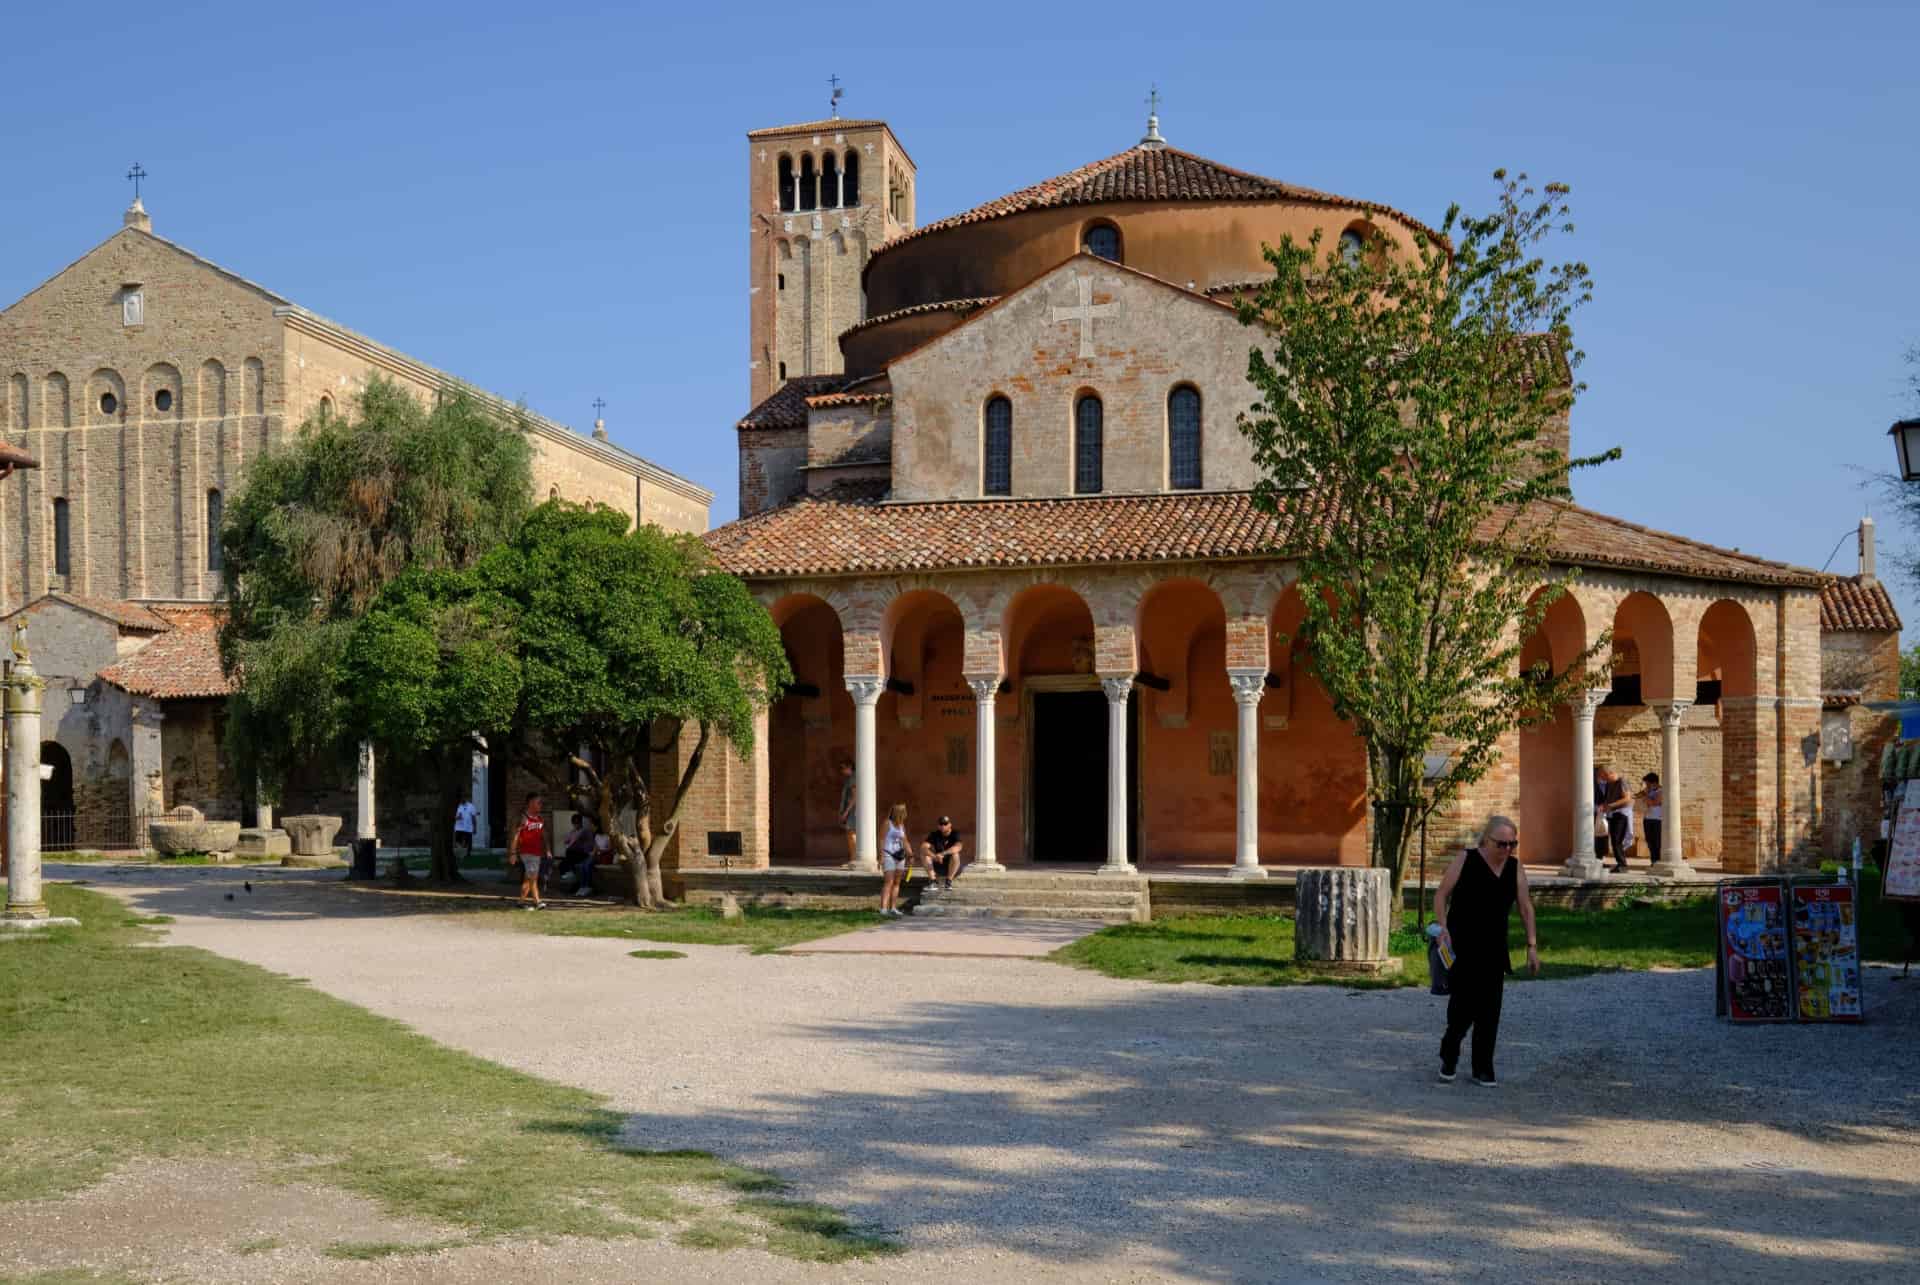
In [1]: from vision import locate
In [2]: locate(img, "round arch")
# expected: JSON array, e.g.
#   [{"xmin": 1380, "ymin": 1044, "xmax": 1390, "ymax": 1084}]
[
  {"xmin": 767, "ymin": 593, "xmax": 850, "ymax": 866},
  {"xmin": 1261, "ymin": 584, "xmax": 1368, "ymax": 866},
  {"xmin": 1613, "ymin": 592, "xmax": 1676, "ymax": 702}
]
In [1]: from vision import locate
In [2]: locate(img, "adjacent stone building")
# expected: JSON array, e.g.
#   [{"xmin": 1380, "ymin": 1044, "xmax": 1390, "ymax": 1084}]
[
  {"xmin": 690, "ymin": 106, "xmax": 1871, "ymax": 880},
  {"xmin": 0, "ymin": 199, "xmax": 712, "ymax": 846}
]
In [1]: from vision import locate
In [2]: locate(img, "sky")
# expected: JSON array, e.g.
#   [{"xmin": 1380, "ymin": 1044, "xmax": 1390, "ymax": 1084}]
[{"xmin": 3, "ymin": 1, "xmax": 1917, "ymax": 632}]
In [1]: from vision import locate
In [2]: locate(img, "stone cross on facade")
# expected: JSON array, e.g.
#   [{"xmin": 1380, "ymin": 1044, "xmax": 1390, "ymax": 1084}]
[
  {"xmin": 126, "ymin": 161, "xmax": 147, "ymax": 200},
  {"xmin": 1051, "ymin": 273, "xmax": 1116, "ymax": 360}
]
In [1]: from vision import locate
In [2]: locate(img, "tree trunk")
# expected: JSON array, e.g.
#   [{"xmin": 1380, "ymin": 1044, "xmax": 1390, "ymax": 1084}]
[
  {"xmin": 1371, "ymin": 747, "xmax": 1420, "ymax": 898},
  {"xmin": 426, "ymin": 747, "xmax": 465, "ymax": 884}
]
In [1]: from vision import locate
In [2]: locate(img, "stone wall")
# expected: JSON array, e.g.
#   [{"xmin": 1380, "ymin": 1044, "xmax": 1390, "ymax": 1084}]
[
  {"xmin": 160, "ymin": 698, "xmax": 236, "ymax": 820},
  {"xmin": 739, "ymin": 428, "xmax": 807, "ymax": 517},
  {"xmin": 1820, "ymin": 626, "xmax": 1901, "ymax": 858}
]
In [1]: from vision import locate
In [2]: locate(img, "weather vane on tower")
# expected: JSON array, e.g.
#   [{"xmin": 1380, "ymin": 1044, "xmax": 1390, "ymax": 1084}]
[
  {"xmin": 126, "ymin": 162, "xmax": 147, "ymax": 201},
  {"xmin": 829, "ymin": 74, "xmax": 844, "ymax": 118}
]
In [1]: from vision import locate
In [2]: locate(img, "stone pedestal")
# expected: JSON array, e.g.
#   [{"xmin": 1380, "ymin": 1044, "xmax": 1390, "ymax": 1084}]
[
  {"xmin": 1294, "ymin": 867, "xmax": 1402, "ymax": 976},
  {"xmin": 236, "ymin": 828, "xmax": 291, "ymax": 859},
  {"xmin": 281, "ymin": 814, "xmax": 345, "ymax": 867},
  {"xmin": 148, "ymin": 808, "xmax": 240, "ymax": 859}
]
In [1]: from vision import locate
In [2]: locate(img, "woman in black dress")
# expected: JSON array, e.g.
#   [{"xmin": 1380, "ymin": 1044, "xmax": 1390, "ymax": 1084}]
[{"xmin": 1431, "ymin": 815, "xmax": 1540, "ymax": 1087}]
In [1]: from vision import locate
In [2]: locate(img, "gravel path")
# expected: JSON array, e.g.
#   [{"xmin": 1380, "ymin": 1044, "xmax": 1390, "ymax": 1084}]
[{"xmin": 46, "ymin": 864, "xmax": 1920, "ymax": 1283}]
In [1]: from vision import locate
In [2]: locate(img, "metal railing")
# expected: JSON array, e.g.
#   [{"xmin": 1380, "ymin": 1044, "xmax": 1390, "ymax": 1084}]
[{"xmin": 40, "ymin": 806, "xmax": 153, "ymax": 853}]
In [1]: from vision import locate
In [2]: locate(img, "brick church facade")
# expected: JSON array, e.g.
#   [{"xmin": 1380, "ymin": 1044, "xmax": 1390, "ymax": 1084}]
[
  {"xmin": 0, "ymin": 199, "xmax": 711, "ymax": 844},
  {"xmin": 690, "ymin": 106, "xmax": 1901, "ymax": 880}
]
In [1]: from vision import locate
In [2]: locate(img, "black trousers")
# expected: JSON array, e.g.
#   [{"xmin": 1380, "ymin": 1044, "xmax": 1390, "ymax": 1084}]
[
  {"xmin": 1644, "ymin": 818, "xmax": 1663, "ymax": 863},
  {"xmin": 1440, "ymin": 964, "xmax": 1506, "ymax": 1078},
  {"xmin": 1605, "ymin": 812, "xmax": 1630, "ymax": 866}
]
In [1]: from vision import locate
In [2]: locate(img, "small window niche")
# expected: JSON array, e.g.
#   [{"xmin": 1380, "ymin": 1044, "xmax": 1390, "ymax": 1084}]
[{"xmin": 121, "ymin": 285, "xmax": 144, "ymax": 327}]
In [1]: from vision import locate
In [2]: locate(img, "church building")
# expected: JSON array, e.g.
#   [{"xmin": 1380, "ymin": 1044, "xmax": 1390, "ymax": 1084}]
[
  {"xmin": 694, "ymin": 105, "xmax": 1897, "ymax": 881},
  {"xmin": 0, "ymin": 196, "xmax": 711, "ymax": 846}
]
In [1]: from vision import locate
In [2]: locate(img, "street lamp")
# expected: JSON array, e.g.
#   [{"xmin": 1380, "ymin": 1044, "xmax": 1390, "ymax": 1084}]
[{"xmin": 1889, "ymin": 419, "xmax": 1920, "ymax": 483}]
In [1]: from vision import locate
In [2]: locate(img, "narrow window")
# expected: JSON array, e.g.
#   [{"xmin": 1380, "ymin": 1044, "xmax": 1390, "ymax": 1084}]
[
  {"xmin": 983, "ymin": 396, "xmax": 1013, "ymax": 495},
  {"xmin": 154, "ymin": 388, "xmax": 172, "ymax": 412},
  {"xmin": 843, "ymin": 150, "xmax": 860, "ymax": 206},
  {"xmin": 99, "ymin": 391, "xmax": 118, "ymax": 416},
  {"xmin": 821, "ymin": 152, "xmax": 840, "ymax": 208},
  {"xmin": 1084, "ymin": 224, "xmax": 1121, "ymax": 262},
  {"xmin": 777, "ymin": 273, "xmax": 785, "ymax": 290},
  {"xmin": 799, "ymin": 154, "xmax": 817, "ymax": 211},
  {"xmin": 206, "ymin": 489, "xmax": 223, "ymax": 572},
  {"xmin": 777, "ymin": 155, "xmax": 795, "ymax": 212},
  {"xmin": 1074, "ymin": 395, "xmax": 1103, "ymax": 494},
  {"xmin": 318, "ymin": 395, "xmax": 333, "ymax": 418},
  {"xmin": 778, "ymin": 361, "xmax": 787, "ymax": 379},
  {"xmin": 52, "ymin": 498, "xmax": 71, "ymax": 576},
  {"xmin": 1338, "ymin": 229, "xmax": 1365, "ymax": 267},
  {"xmin": 1169, "ymin": 386, "xmax": 1202, "ymax": 489}
]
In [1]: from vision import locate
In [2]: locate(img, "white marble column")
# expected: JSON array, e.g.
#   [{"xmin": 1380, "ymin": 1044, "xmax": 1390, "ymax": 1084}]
[
  {"xmin": 470, "ymin": 739, "xmax": 491, "ymax": 849},
  {"xmin": 1099, "ymin": 675, "xmax": 1137, "ymax": 875},
  {"xmin": 3, "ymin": 640, "xmax": 56, "ymax": 923},
  {"xmin": 1652, "ymin": 699, "xmax": 1696, "ymax": 877},
  {"xmin": 846, "ymin": 677, "xmax": 883, "ymax": 873},
  {"xmin": 1228, "ymin": 669, "xmax": 1268, "ymax": 879},
  {"xmin": 355, "ymin": 741, "xmax": 378, "ymax": 844},
  {"xmin": 1565, "ymin": 687, "xmax": 1611, "ymax": 879},
  {"xmin": 967, "ymin": 676, "xmax": 1004, "ymax": 873}
]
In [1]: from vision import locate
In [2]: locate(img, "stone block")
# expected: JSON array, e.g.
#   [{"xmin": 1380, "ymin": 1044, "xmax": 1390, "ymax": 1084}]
[
  {"xmin": 282, "ymin": 814, "xmax": 343, "ymax": 857},
  {"xmin": 235, "ymin": 828, "xmax": 291, "ymax": 859},
  {"xmin": 148, "ymin": 816, "xmax": 241, "ymax": 857},
  {"xmin": 1294, "ymin": 866, "xmax": 1402, "ymax": 976}
]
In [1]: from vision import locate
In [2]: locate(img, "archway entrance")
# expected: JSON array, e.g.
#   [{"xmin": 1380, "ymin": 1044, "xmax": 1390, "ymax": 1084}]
[{"xmin": 40, "ymin": 741, "xmax": 75, "ymax": 851}]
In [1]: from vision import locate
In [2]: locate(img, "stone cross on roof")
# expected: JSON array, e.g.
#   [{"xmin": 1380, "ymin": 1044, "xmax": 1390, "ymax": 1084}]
[{"xmin": 126, "ymin": 162, "xmax": 147, "ymax": 200}]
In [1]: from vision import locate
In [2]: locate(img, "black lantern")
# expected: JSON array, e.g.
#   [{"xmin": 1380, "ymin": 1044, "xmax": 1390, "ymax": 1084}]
[{"xmin": 1890, "ymin": 419, "xmax": 1920, "ymax": 482}]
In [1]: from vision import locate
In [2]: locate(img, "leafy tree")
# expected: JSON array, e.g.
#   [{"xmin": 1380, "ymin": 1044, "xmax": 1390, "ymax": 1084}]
[
  {"xmin": 1235, "ymin": 172, "xmax": 1618, "ymax": 891},
  {"xmin": 219, "ymin": 377, "xmax": 533, "ymax": 880},
  {"xmin": 481, "ymin": 502, "xmax": 791, "ymax": 907},
  {"xmin": 1900, "ymin": 642, "xmax": 1920, "ymax": 702}
]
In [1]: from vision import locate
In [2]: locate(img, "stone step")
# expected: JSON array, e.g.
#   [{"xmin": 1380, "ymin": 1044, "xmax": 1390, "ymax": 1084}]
[
  {"xmin": 914, "ymin": 904, "xmax": 1140, "ymax": 924},
  {"xmin": 919, "ymin": 887, "xmax": 1147, "ymax": 910},
  {"xmin": 943, "ymin": 873, "xmax": 1148, "ymax": 890}
]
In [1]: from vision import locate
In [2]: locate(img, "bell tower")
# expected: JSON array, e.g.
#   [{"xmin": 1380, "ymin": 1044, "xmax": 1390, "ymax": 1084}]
[{"xmin": 746, "ymin": 105, "xmax": 915, "ymax": 407}]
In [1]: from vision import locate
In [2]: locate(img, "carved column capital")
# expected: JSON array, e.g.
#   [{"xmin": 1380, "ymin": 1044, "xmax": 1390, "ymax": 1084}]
[
  {"xmin": 1100, "ymin": 674, "xmax": 1134, "ymax": 704},
  {"xmin": 1228, "ymin": 669, "xmax": 1266, "ymax": 706},
  {"xmin": 1570, "ymin": 687, "xmax": 1611, "ymax": 721},
  {"xmin": 1652, "ymin": 698, "xmax": 1694, "ymax": 730},
  {"xmin": 965, "ymin": 675, "xmax": 1002, "ymax": 703},
  {"xmin": 845, "ymin": 676, "xmax": 886, "ymax": 707}
]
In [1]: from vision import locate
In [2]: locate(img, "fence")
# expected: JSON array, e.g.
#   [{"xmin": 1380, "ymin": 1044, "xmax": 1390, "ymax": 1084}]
[{"xmin": 39, "ymin": 805, "xmax": 153, "ymax": 853}]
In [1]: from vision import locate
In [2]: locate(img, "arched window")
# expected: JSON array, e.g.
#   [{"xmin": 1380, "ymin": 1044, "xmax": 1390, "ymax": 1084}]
[
  {"xmin": 777, "ymin": 155, "xmax": 795, "ymax": 212},
  {"xmin": 52, "ymin": 497, "xmax": 70, "ymax": 576},
  {"xmin": 1338, "ymin": 229, "xmax": 1366, "ymax": 267},
  {"xmin": 799, "ymin": 154, "xmax": 817, "ymax": 211},
  {"xmin": 983, "ymin": 396, "xmax": 1012, "ymax": 495},
  {"xmin": 821, "ymin": 152, "xmax": 840, "ymax": 208},
  {"xmin": 206, "ymin": 489, "xmax": 223, "ymax": 573},
  {"xmin": 1074, "ymin": 395, "xmax": 1103, "ymax": 494},
  {"xmin": 1084, "ymin": 223, "xmax": 1121, "ymax": 263},
  {"xmin": 1169, "ymin": 387, "xmax": 1202, "ymax": 489},
  {"xmin": 318, "ymin": 394, "xmax": 333, "ymax": 418},
  {"xmin": 843, "ymin": 149, "xmax": 860, "ymax": 206}
]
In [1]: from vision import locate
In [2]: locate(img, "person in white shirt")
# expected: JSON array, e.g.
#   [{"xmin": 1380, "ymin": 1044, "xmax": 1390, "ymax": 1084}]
[
  {"xmin": 1638, "ymin": 772, "xmax": 1664, "ymax": 865},
  {"xmin": 453, "ymin": 797, "xmax": 479, "ymax": 864}
]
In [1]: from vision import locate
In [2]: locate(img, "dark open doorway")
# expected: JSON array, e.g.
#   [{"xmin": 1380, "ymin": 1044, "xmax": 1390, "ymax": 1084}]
[{"xmin": 1029, "ymin": 688, "xmax": 1136, "ymax": 861}]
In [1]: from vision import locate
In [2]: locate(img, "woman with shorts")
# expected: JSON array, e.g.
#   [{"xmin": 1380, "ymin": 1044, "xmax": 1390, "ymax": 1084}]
[{"xmin": 879, "ymin": 803, "xmax": 910, "ymax": 917}]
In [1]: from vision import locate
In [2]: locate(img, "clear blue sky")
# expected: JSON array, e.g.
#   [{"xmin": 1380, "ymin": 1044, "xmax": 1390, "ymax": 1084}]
[{"xmin": 4, "ymin": 1, "xmax": 1916, "ymax": 632}]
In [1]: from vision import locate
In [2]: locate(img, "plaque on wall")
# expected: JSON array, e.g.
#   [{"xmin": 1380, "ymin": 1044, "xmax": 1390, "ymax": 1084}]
[{"xmin": 707, "ymin": 830, "xmax": 743, "ymax": 857}]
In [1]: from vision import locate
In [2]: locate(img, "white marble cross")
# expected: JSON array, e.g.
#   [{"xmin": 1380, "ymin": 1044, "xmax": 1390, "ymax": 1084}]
[{"xmin": 1051, "ymin": 273, "xmax": 1116, "ymax": 360}]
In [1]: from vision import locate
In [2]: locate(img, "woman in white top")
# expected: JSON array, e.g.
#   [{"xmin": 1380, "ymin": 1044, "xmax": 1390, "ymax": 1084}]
[
  {"xmin": 879, "ymin": 803, "xmax": 910, "ymax": 916},
  {"xmin": 1639, "ymin": 772, "xmax": 1664, "ymax": 865}
]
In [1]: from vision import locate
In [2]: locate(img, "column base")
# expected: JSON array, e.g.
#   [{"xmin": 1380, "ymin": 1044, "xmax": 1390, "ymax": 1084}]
[
  {"xmin": 1562, "ymin": 855, "xmax": 1610, "ymax": 880},
  {"xmin": 1228, "ymin": 863, "xmax": 1269, "ymax": 880},
  {"xmin": 1650, "ymin": 859, "xmax": 1699, "ymax": 880},
  {"xmin": 845, "ymin": 860, "xmax": 881, "ymax": 875},
  {"xmin": 1, "ymin": 914, "xmax": 80, "ymax": 932},
  {"xmin": 967, "ymin": 860, "xmax": 1006, "ymax": 875},
  {"xmin": 1096, "ymin": 862, "xmax": 1139, "ymax": 877}
]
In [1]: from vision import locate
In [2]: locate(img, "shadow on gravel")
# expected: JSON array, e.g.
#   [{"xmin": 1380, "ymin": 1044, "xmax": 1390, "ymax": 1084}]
[
  {"xmin": 617, "ymin": 970, "xmax": 1920, "ymax": 1284},
  {"xmin": 47, "ymin": 862, "xmax": 586, "ymax": 925}
]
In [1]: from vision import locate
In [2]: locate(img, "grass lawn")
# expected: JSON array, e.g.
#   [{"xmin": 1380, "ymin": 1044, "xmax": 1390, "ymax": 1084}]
[
  {"xmin": 0, "ymin": 885, "xmax": 896, "ymax": 1263},
  {"xmin": 520, "ymin": 904, "xmax": 882, "ymax": 954},
  {"xmin": 1059, "ymin": 886, "xmax": 1916, "ymax": 987}
]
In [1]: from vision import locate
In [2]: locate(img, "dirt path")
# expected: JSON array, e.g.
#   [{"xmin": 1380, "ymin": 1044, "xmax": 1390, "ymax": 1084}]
[{"xmin": 30, "ymin": 864, "xmax": 1920, "ymax": 1284}]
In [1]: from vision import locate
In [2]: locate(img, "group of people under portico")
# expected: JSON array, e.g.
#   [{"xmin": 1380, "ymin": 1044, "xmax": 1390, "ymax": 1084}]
[
  {"xmin": 1592, "ymin": 764, "xmax": 1666, "ymax": 873},
  {"xmin": 839, "ymin": 761, "xmax": 967, "ymax": 916}
]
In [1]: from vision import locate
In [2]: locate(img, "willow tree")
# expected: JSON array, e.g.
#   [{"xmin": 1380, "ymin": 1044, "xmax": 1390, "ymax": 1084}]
[
  {"xmin": 218, "ymin": 377, "xmax": 533, "ymax": 880},
  {"xmin": 1236, "ymin": 172, "xmax": 1617, "ymax": 891}
]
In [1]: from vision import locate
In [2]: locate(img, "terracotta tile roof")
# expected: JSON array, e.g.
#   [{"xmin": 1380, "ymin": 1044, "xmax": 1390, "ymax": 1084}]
[
  {"xmin": 99, "ymin": 618, "xmax": 231, "ymax": 700},
  {"xmin": 805, "ymin": 391, "xmax": 891, "ymax": 410},
  {"xmin": 840, "ymin": 297, "xmax": 999, "ymax": 338},
  {"xmin": 737, "ymin": 375, "xmax": 852, "ymax": 431},
  {"xmin": 748, "ymin": 118, "xmax": 888, "ymax": 138},
  {"xmin": 872, "ymin": 145, "xmax": 1440, "ymax": 260},
  {"xmin": 1820, "ymin": 577, "xmax": 1902, "ymax": 631},
  {"xmin": 704, "ymin": 489, "xmax": 1826, "ymax": 588},
  {"xmin": 17, "ymin": 592, "xmax": 173, "ymax": 633}
]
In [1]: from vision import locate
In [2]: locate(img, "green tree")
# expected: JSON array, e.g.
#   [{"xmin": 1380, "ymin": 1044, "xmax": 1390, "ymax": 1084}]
[
  {"xmin": 1235, "ymin": 172, "xmax": 1618, "ymax": 892},
  {"xmin": 482, "ymin": 502, "xmax": 790, "ymax": 907},
  {"xmin": 219, "ymin": 377, "xmax": 533, "ymax": 880},
  {"xmin": 1900, "ymin": 642, "xmax": 1920, "ymax": 701}
]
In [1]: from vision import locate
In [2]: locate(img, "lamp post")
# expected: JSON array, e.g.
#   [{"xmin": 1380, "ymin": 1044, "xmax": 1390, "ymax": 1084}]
[
  {"xmin": 1889, "ymin": 418, "xmax": 1920, "ymax": 482},
  {"xmin": 1417, "ymin": 751, "xmax": 1453, "ymax": 931}
]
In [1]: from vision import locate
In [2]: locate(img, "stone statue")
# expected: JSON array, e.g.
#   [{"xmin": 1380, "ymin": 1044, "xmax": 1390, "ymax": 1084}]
[{"xmin": 9, "ymin": 617, "xmax": 28, "ymax": 665}]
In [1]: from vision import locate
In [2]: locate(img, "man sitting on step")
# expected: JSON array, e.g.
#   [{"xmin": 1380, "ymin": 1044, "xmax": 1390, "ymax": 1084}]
[{"xmin": 920, "ymin": 816, "xmax": 965, "ymax": 891}]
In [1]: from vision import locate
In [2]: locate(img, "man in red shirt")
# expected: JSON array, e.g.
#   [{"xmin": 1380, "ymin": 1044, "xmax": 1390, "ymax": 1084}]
[{"xmin": 509, "ymin": 793, "xmax": 552, "ymax": 910}]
